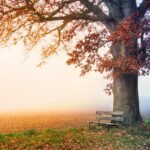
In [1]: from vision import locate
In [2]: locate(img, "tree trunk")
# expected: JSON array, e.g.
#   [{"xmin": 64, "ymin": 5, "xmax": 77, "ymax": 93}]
[
  {"xmin": 107, "ymin": 0, "xmax": 142, "ymax": 125},
  {"xmin": 110, "ymin": 42, "xmax": 142, "ymax": 124},
  {"xmin": 113, "ymin": 74, "xmax": 142, "ymax": 124}
]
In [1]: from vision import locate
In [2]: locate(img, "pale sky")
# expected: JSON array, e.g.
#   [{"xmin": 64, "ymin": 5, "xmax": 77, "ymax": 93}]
[
  {"xmin": 0, "ymin": 43, "xmax": 110, "ymax": 112},
  {"xmin": 0, "ymin": 42, "xmax": 149, "ymax": 113}
]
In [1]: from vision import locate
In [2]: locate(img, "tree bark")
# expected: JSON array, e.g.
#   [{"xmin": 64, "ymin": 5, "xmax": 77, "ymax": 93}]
[
  {"xmin": 107, "ymin": 0, "xmax": 142, "ymax": 124},
  {"xmin": 110, "ymin": 42, "xmax": 142, "ymax": 124},
  {"xmin": 113, "ymin": 74, "xmax": 142, "ymax": 124}
]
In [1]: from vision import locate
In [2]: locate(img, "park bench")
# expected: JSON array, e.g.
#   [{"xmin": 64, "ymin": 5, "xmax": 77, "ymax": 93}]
[{"xmin": 89, "ymin": 111, "xmax": 124, "ymax": 131}]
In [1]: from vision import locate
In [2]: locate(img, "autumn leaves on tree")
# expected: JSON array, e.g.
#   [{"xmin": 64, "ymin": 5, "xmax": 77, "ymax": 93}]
[{"xmin": 0, "ymin": 0, "xmax": 149, "ymax": 124}]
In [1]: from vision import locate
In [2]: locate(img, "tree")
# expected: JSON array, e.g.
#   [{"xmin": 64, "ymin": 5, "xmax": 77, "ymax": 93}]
[{"xmin": 0, "ymin": 0, "xmax": 149, "ymax": 124}]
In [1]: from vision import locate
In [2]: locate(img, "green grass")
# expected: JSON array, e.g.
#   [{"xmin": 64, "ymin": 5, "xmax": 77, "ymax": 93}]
[
  {"xmin": 23, "ymin": 129, "xmax": 38, "ymax": 136},
  {"xmin": 145, "ymin": 120, "xmax": 150, "ymax": 126},
  {"xmin": 0, "ymin": 122, "xmax": 149, "ymax": 150}
]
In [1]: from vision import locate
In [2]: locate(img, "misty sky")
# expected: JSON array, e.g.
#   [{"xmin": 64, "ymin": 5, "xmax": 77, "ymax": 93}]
[
  {"xmin": 0, "ymin": 0, "xmax": 149, "ymax": 113},
  {"xmin": 0, "ymin": 42, "xmax": 149, "ymax": 113}
]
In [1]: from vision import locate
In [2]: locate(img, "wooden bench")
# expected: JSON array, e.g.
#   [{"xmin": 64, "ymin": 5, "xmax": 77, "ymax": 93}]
[{"xmin": 89, "ymin": 111, "xmax": 124, "ymax": 131}]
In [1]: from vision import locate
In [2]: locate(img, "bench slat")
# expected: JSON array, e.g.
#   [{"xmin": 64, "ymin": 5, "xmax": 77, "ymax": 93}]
[
  {"xmin": 96, "ymin": 111, "xmax": 112, "ymax": 115},
  {"xmin": 96, "ymin": 116, "xmax": 112, "ymax": 120},
  {"xmin": 111, "ymin": 111, "xmax": 124, "ymax": 116},
  {"xmin": 96, "ymin": 116, "xmax": 124, "ymax": 122},
  {"xmin": 111, "ymin": 116, "xmax": 124, "ymax": 122}
]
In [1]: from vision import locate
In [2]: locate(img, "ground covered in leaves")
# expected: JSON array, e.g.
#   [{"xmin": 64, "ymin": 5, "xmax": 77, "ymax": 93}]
[
  {"xmin": 0, "ymin": 121, "xmax": 149, "ymax": 150},
  {"xmin": 0, "ymin": 113, "xmax": 95, "ymax": 133}
]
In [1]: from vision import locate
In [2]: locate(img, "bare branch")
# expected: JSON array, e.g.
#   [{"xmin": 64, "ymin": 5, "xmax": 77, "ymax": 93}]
[
  {"xmin": 138, "ymin": 0, "xmax": 150, "ymax": 19},
  {"xmin": 79, "ymin": 0, "xmax": 115, "ymax": 25}
]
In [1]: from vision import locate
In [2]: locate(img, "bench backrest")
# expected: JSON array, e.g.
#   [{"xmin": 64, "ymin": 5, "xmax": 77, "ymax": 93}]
[{"xmin": 96, "ymin": 111, "xmax": 124, "ymax": 124}]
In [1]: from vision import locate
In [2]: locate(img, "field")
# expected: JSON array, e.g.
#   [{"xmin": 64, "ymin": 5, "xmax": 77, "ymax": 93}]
[
  {"xmin": 0, "ymin": 112, "xmax": 150, "ymax": 150},
  {"xmin": 0, "ymin": 112, "xmax": 95, "ymax": 133}
]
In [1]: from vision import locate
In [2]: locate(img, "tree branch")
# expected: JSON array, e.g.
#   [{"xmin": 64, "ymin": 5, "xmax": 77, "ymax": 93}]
[
  {"xmin": 78, "ymin": 0, "xmax": 116, "ymax": 30},
  {"xmin": 79, "ymin": 0, "xmax": 115, "ymax": 25},
  {"xmin": 138, "ymin": 0, "xmax": 150, "ymax": 19},
  {"xmin": 44, "ymin": 11, "xmax": 100, "ymax": 22}
]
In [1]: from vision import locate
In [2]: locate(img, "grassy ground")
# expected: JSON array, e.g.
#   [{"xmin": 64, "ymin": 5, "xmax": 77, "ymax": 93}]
[{"xmin": 0, "ymin": 121, "xmax": 149, "ymax": 150}]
